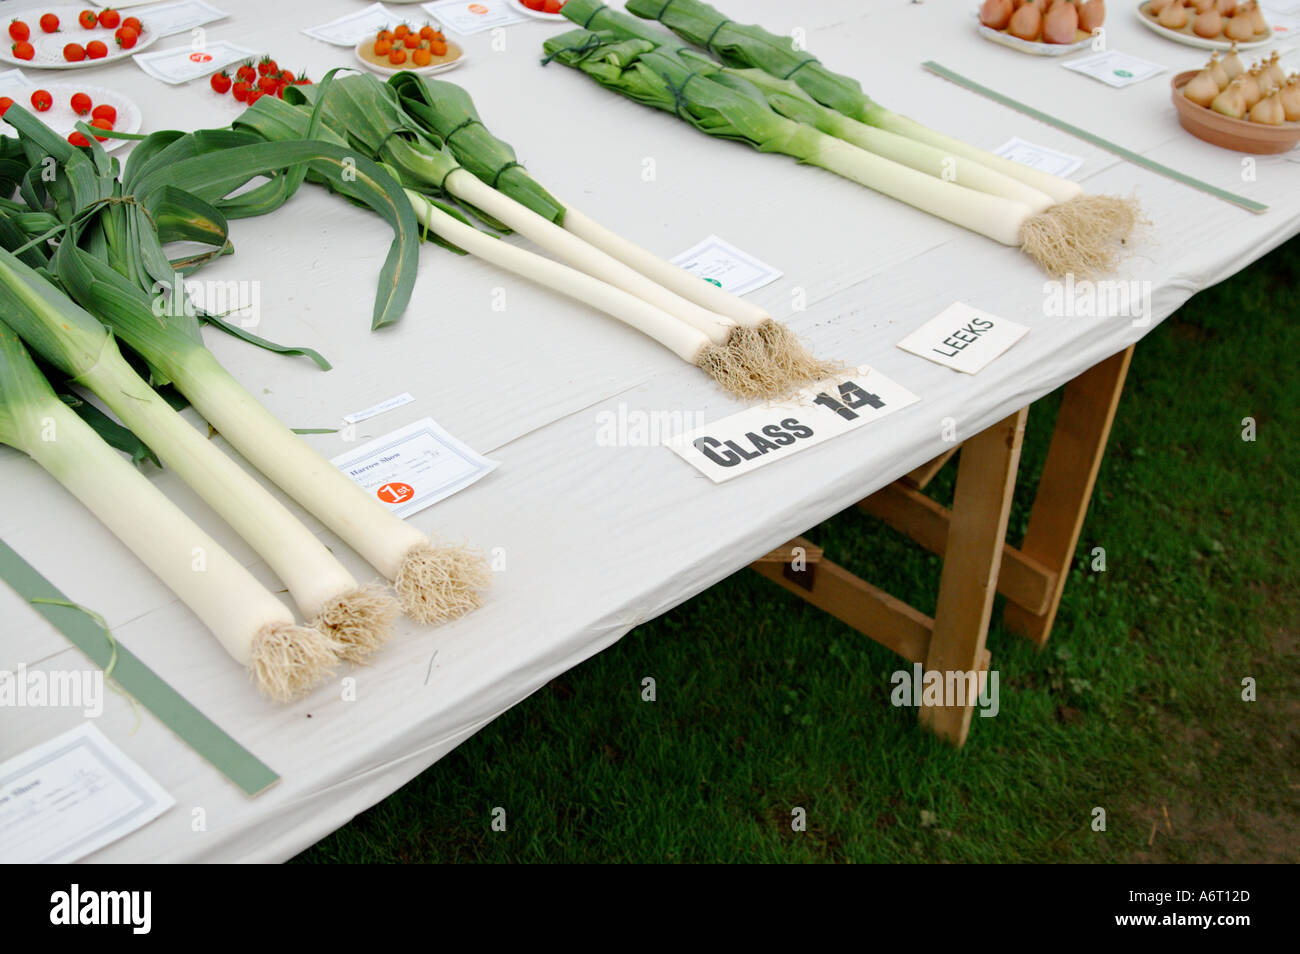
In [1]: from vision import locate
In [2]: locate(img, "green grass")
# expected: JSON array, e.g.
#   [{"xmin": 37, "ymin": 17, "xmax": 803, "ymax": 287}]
[{"xmin": 297, "ymin": 238, "xmax": 1300, "ymax": 864}]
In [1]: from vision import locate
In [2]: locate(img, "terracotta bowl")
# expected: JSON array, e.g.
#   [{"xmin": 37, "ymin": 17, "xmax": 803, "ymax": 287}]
[{"xmin": 1171, "ymin": 70, "xmax": 1300, "ymax": 154}]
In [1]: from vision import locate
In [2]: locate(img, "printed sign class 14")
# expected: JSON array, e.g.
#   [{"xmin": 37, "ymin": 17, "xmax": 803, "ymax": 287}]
[{"xmin": 692, "ymin": 418, "xmax": 815, "ymax": 467}]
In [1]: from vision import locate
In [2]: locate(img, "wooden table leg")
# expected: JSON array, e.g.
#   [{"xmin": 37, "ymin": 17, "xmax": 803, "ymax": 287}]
[
  {"xmin": 920, "ymin": 407, "xmax": 1028, "ymax": 746},
  {"xmin": 1004, "ymin": 345, "xmax": 1133, "ymax": 647}
]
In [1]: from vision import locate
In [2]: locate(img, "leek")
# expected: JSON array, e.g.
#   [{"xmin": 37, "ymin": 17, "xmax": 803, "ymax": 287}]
[
  {"xmin": 0, "ymin": 245, "xmax": 398, "ymax": 662},
  {"xmin": 542, "ymin": 28, "xmax": 1136, "ymax": 277},
  {"xmin": 615, "ymin": 0, "xmax": 1084, "ymax": 203},
  {"xmin": 387, "ymin": 72, "xmax": 834, "ymax": 385},
  {"xmin": 0, "ymin": 101, "xmax": 491, "ymax": 629},
  {"xmin": 611, "ymin": 0, "xmax": 1142, "ymax": 275},
  {"xmin": 234, "ymin": 85, "xmax": 799, "ymax": 399},
  {"xmin": 54, "ymin": 244, "xmax": 491, "ymax": 627},
  {"xmin": 0, "ymin": 324, "xmax": 335, "ymax": 701},
  {"xmin": 277, "ymin": 79, "xmax": 749, "ymax": 351},
  {"xmin": 544, "ymin": 34, "xmax": 1033, "ymax": 243}
]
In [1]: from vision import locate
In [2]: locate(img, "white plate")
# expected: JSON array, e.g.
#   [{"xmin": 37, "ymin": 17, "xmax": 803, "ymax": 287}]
[
  {"xmin": 1135, "ymin": 2, "xmax": 1274, "ymax": 50},
  {"xmin": 1, "ymin": 82, "xmax": 142, "ymax": 151},
  {"xmin": 507, "ymin": 0, "xmax": 570, "ymax": 21},
  {"xmin": 353, "ymin": 37, "xmax": 466, "ymax": 75},
  {"xmin": 0, "ymin": 6, "xmax": 159, "ymax": 69},
  {"xmin": 973, "ymin": 9, "xmax": 1094, "ymax": 56}
]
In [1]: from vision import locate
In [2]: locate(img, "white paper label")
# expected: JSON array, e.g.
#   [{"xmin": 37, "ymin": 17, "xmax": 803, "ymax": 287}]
[
  {"xmin": 0, "ymin": 724, "xmax": 174, "ymax": 864},
  {"xmin": 0, "ymin": 69, "xmax": 30, "ymax": 97},
  {"xmin": 1061, "ymin": 50, "xmax": 1167, "ymax": 88},
  {"xmin": 133, "ymin": 40, "xmax": 257, "ymax": 84},
  {"xmin": 994, "ymin": 137, "xmax": 1083, "ymax": 178},
  {"xmin": 896, "ymin": 302, "xmax": 1030, "ymax": 375},
  {"xmin": 343, "ymin": 392, "xmax": 416, "ymax": 425},
  {"xmin": 303, "ymin": 4, "xmax": 403, "ymax": 46},
  {"xmin": 421, "ymin": 0, "xmax": 525, "ymax": 35},
  {"xmin": 665, "ymin": 367, "xmax": 919, "ymax": 483},
  {"xmin": 1262, "ymin": 0, "xmax": 1300, "ymax": 30},
  {"xmin": 130, "ymin": 0, "xmax": 230, "ymax": 39},
  {"xmin": 331, "ymin": 417, "xmax": 497, "ymax": 517},
  {"xmin": 670, "ymin": 235, "xmax": 783, "ymax": 297}
]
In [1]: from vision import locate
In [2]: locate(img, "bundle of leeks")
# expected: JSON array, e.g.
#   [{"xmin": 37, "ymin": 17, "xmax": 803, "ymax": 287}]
[
  {"xmin": 235, "ymin": 72, "xmax": 834, "ymax": 399},
  {"xmin": 0, "ymin": 100, "xmax": 492, "ymax": 697},
  {"xmin": 548, "ymin": 0, "xmax": 1142, "ymax": 277}
]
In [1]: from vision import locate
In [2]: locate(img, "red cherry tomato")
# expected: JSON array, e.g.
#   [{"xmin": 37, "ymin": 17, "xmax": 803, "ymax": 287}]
[
  {"xmin": 31, "ymin": 89, "xmax": 52, "ymax": 112},
  {"xmin": 39, "ymin": 13, "xmax": 59, "ymax": 33},
  {"xmin": 70, "ymin": 92, "xmax": 93, "ymax": 115}
]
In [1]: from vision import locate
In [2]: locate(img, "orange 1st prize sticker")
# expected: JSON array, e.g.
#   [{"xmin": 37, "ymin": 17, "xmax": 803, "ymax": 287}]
[{"xmin": 377, "ymin": 482, "xmax": 415, "ymax": 505}]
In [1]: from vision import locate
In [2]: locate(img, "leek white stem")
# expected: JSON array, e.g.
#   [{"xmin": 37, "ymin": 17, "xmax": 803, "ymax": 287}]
[
  {"xmin": 814, "ymin": 118, "xmax": 1054, "ymax": 213},
  {"xmin": 177, "ymin": 348, "xmax": 427, "ymax": 581},
  {"xmin": 173, "ymin": 346, "xmax": 489, "ymax": 625},
  {"xmin": 406, "ymin": 189, "xmax": 712, "ymax": 363},
  {"xmin": 873, "ymin": 113, "xmax": 1084, "ymax": 206},
  {"xmin": 23, "ymin": 401, "xmax": 335, "ymax": 699},
  {"xmin": 446, "ymin": 170, "xmax": 739, "ymax": 345},
  {"xmin": 556, "ymin": 203, "xmax": 773, "ymax": 329},
  {"xmin": 802, "ymin": 131, "xmax": 1033, "ymax": 247},
  {"xmin": 74, "ymin": 337, "xmax": 366, "ymax": 623}
]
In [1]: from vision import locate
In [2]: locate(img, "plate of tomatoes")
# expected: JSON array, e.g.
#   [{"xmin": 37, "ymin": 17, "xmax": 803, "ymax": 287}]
[
  {"xmin": 3, "ymin": 7, "xmax": 157, "ymax": 69},
  {"xmin": 210, "ymin": 58, "xmax": 313, "ymax": 106},
  {"xmin": 0, "ymin": 83, "xmax": 141, "ymax": 150},
  {"xmin": 355, "ymin": 25, "xmax": 464, "ymax": 75},
  {"xmin": 509, "ymin": 0, "xmax": 569, "ymax": 19}
]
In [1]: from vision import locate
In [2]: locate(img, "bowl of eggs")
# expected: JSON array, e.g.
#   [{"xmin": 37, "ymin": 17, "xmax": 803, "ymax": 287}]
[{"xmin": 1172, "ymin": 49, "xmax": 1300, "ymax": 153}]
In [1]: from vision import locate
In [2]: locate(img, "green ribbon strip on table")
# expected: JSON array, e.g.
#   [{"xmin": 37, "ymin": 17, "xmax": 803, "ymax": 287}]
[
  {"xmin": 0, "ymin": 538, "xmax": 279, "ymax": 797},
  {"xmin": 922, "ymin": 61, "xmax": 1269, "ymax": 215}
]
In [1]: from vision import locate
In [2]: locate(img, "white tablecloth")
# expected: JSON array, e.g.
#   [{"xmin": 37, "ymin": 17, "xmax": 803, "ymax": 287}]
[{"xmin": 1, "ymin": 0, "xmax": 1297, "ymax": 862}]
